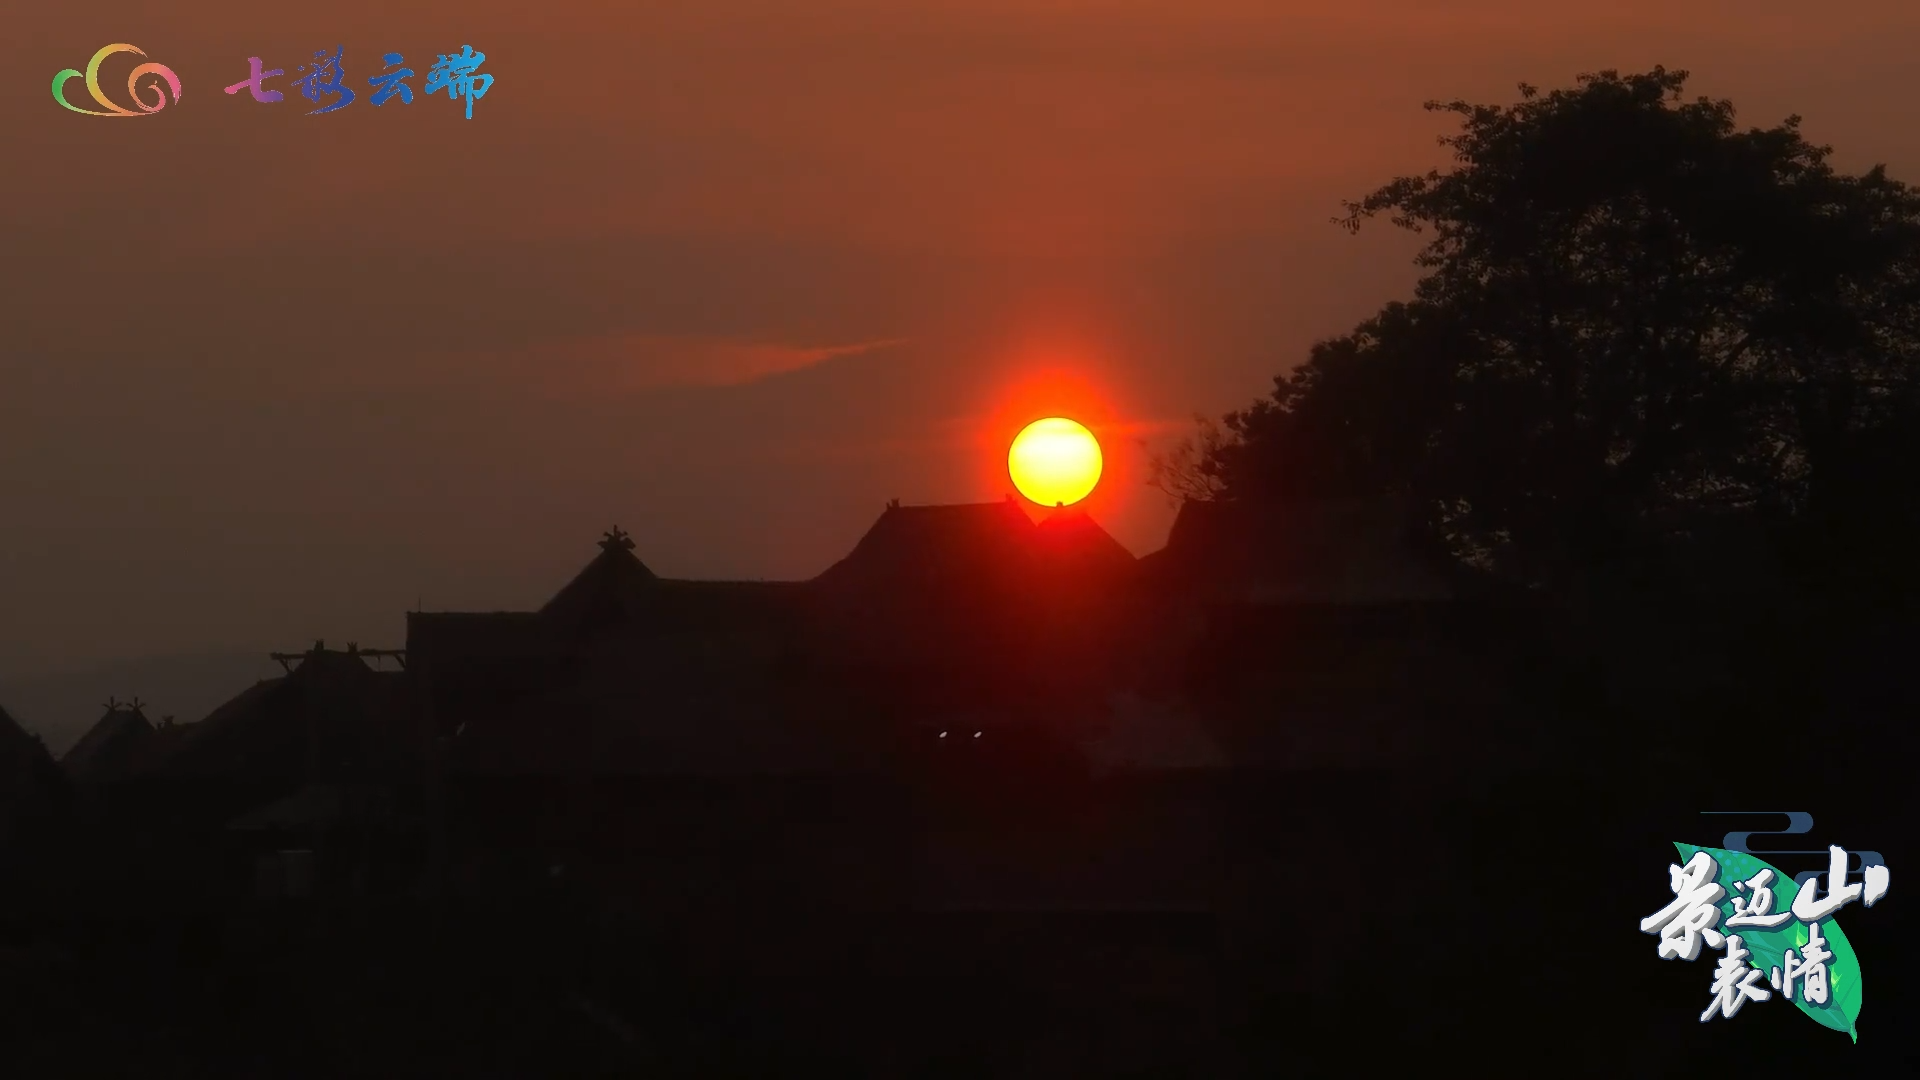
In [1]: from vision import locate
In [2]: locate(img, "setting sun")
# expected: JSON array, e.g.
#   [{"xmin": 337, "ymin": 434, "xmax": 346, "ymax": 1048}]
[{"xmin": 1008, "ymin": 417, "xmax": 1103, "ymax": 506}]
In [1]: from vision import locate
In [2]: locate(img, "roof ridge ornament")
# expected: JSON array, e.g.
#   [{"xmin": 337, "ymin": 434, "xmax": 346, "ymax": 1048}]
[{"xmin": 600, "ymin": 526, "xmax": 635, "ymax": 552}]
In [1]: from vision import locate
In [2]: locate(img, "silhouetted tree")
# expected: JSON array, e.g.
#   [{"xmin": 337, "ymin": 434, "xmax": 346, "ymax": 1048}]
[
  {"xmin": 1180, "ymin": 68, "xmax": 1920, "ymax": 601},
  {"xmin": 1144, "ymin": 414, "xmax": 1232, "ymax": 506}
]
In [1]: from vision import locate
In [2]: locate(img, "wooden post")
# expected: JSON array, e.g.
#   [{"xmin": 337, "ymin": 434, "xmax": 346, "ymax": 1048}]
[
  {"xmin": 304, "ymin": 653, "xmax": 321, "ymax": 789},
  {"xmin": 419, "ymin": 656, "xmax": 447, "ymax": 901}
]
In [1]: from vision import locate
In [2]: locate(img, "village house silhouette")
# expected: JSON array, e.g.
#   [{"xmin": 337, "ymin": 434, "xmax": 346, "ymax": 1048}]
[
  {"xmin": 24, "ymin": 496, "xmax": 1530, "ymax": 890},
  {"xmin": 0, "ymin": 494, "xmax": 1561, "ymax": 1072}
]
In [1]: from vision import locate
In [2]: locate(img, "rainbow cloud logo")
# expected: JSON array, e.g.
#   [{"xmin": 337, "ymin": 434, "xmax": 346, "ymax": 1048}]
[{"xmin": 53, "ymin": 43, "xmax": 182, "ymax": 116}]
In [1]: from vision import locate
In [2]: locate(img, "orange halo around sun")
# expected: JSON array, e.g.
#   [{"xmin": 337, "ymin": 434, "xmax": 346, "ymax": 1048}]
[{"xmin": 1008, "ymin": 417, "xmax": 1103, "ymax": 506}]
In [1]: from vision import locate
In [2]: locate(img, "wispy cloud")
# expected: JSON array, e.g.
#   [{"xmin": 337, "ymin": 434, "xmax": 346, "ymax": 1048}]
[
  {"xmin": 443, "ymin": 333, "xmax": 909, "ymax": 396},
  {"xmin": 627, "ymin": 336, "xmax": 908, "ymax": 388}
]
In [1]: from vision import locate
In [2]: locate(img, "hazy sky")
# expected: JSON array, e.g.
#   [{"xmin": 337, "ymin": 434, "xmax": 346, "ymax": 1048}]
[{"xmin": 6, "ymin": 1, "xmax": 1920, "ymax": 675}]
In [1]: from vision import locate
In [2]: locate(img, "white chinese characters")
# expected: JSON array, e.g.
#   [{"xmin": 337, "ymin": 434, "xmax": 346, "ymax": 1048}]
[
  {"xmin": 1640, "ymin": 851, "xmax": 1727, "ymax": 960},
  {"xmin": 1701, "ymin": 935, "xmax": 1771, "ymax": 1021},
  {"xmin": 1726, "ymin": 868, "xmax": 1792, "ymax": 929},
  {"xmin": 1640, "ymin": 844, "xmax": 1890, "ymax": 1029},
  {"xmin": 1772, "ymin": 921, "xmax": 1834, "ymax": 1005},
  {"xmin": 1791, "ymin": 845, "xmax": 1890, "ymax": 922}
]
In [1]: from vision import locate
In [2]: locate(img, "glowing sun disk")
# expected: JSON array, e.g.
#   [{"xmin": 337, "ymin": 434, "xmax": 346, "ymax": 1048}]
[{"xmin": 1008, "ymin": 417, "xmax": 1102, "ymax": 506}]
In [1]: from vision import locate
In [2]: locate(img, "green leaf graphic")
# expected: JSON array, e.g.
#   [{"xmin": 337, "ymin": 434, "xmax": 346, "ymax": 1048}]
[{"xmin": 1673, "ymin": 843, "xmax": 1863, "ymax": 1041}]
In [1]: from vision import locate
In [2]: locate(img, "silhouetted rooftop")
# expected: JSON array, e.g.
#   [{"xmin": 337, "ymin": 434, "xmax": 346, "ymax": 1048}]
[
  {"xmin": 813, "ymin": 498, "xmax": 1040, "ymax": 591},
  {"xmin": 1, "ymin": 704, "xmax": 60, "ymax": 790},
  {"xmin": 804, "ymin": 500, "xmax": 1071, "ymax": 669},
  {"xmin": 1034, "ymin": 506, "xmax": 1138, "ymax": 577},
  {"xmin": 1, "ymin": 705, "xmax": 43, "ymax": 759},
  {"xmin": 0, "ymin": 703, "xmax": 71, "ymax": 848},
  {"xmin": 1139, "ymin": 496, "xmax": 1457, "ymax": 604},
  {"xmin": 540, "ymin": 526, "xmax": 660, "ymax": 630},
  {"xmin": 415, "ymin": 532, "xmax": 806, "ymax": 661},
  {"xmin": 160, "ymin": 646, "xmax": 405, "ymax": 780},
  {"xmin": 59, "ymin": 699, "xmax": 163, "ymax": 782}
]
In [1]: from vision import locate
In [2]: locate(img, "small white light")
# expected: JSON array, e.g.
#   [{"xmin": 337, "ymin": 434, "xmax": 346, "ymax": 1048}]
[
  {"xmin": 939, "ymin": 731, "xmax": 947, "ymax": 738},
  {"xmin": 973, "ymin": 731, "xmax": 982, "ymax": 738}
]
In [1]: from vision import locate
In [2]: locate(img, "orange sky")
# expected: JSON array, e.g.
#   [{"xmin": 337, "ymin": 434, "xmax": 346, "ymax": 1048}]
[{"xmin": 6, "ymin": 1, "xmax": 1920, "ymax": 673}]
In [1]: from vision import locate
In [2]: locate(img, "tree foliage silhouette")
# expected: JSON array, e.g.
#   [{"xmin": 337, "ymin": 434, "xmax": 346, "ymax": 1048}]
[
  {"xmin": 1144, "ymin": 414, "xmax": 1232, "ymax": 507},
  {"xmin": 1172, "ymin": 68, "xmax": 1920, "ymax": 599}
]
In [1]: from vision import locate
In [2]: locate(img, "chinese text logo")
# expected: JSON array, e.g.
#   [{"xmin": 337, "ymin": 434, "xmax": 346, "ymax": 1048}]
[
  {"xmin": 1640, "ymin": 841, "xmax": 1890, "ymax": 1039},
  {"xmin": 223, "ymin": 44, "xmax": 492, "ymax": 118},
  {"xmin": 52, "ymin": 44, "xmax": 182, "ymax": 116},
  {"xmin": 54, "ymin": 43, "xmax": 494, "ymax": 119}
]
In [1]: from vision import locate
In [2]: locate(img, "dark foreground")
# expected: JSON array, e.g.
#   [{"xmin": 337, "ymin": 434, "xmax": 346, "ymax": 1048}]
[{"xmin": 3, "ymin": 768, "xmax": 1910, "ymax": 1077}]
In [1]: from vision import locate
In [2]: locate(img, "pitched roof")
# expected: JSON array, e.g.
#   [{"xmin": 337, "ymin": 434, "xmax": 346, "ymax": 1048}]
[
  {"xmin": 1033, "ymin": 506, "xmax": 1138, "ymax": 578},
  {"xmin": 540, "ymin": 527, "xmax": 659, "ymax": 630},
  {"xmin": 1140, "ymin": 496, "xmax": 1457, "ymax": 604},
  {"xmin": 0, "ymin": 704, "xmax": 71, "ymax": 841},
  {"xmin": 159, "ymin": 647, "xmax": 407, "ymax": 780},
  {"xmin": 812, "ymin": 499, "xmax": 1041, "ymax": 592},
  {"xmin": 807, "ymin": 500, "xmax": 1151, "ymax": 674},
  {"xmin": 1, "ymin": 704, "xmax": 62, "ymax": 791},
  {"xmin": 59, "ymin": 700, "xmax": 161, "ymax": 782},
  {"xmin": 0, "ymin": 705, "xmax": 45, "ymax": 763},
  {"xmin": 154, "ymin": 679, "xmax": 285, "ymax": 776}
]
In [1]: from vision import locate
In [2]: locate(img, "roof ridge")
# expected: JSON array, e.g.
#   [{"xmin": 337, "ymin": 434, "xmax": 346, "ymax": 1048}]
[{"xmin": 539, "ymin": 529, "xmax": 661, "ymax": 622}]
